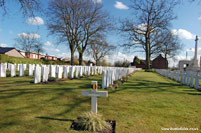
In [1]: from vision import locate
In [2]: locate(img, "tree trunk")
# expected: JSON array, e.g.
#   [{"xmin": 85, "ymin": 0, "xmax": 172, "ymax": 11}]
[
  {"xmin": 79, "ymin": 52, "xmax": 83, "ymax": 65},
  {"xmin": 71, "ymin": 52, "xmax": 74, "ymax": 65},
  {"xmin": 164, "ymin": 53, "xmax": 168, "ymax": 69},
  {"xmin": 38, "ymin": 50, "xmax": 40, "ymax": 59},
  {"xmin": 146, "ymin": 56, "xmax": 150, "ymax": 69},
  {"xmin": 96, "ymin": 59, "xmax": 99, "ymax": 66},
  {"xmin": 145, "ymin": 40, "xmax": 150, "ymax": 70}
]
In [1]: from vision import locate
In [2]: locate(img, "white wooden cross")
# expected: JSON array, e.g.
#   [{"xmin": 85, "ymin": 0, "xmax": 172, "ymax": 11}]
[{"xmin": 81, "ymin": 81, "xmax": 108, "ymax": 114}]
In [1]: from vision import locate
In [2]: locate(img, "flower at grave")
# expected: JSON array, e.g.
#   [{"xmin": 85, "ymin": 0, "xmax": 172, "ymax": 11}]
[{"xmin": 76, "ymin": 111, "xmax": 111, "ymax": 132}]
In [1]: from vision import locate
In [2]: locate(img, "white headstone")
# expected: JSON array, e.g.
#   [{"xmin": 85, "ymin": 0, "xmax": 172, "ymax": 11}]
[
  {"xmin": 0, "ymin": 63, "xmax": 7, "ymax": 77},
  {"xmin": 42, "ymin": 66, "xmax": 49, "ymax": 82},
  {"xmin": 79, "ymin": 66, "xmax": 83, "ymax": 78},
  {"xmin": 10, "ymin": 64, "xmax": 16, "ymax": 77},
  {"xmin": 181, "ymin": 72, "xmax": 184, "ymax": 84},
  {"xmin": 186, "ymin": 72, "xmax": 190, "ymax": 86},
  {"xmin": 19, "ymin": 64, "xmax": 24, "ymax": 76},
  {"xmin": 57, "ymin": 66, "xmax": 63, "ymax": 79},
  {"xmin": 63, "ymin": 66, "xmax": 69, "ymax": 79},
  {"xmin": 88, "ymin": 66, "xmax": 91, "ymax": 76},
  {"xmin": 56, "ymin": 65, "xmax": 59, "ymax": 74},
  {"xmin": 70, "ymin": 66, "xmax": 75, "ymax": 79},
  {"xmin": 50, "ymin": 65, "xmax": 56, "ymax": 78},
  {"xmin": 102, "ymin": 71, "xmax": 106, "ymax": 89},
  {"xmin": 34, "ymin": 65, "xmax": 41, "ymax": 84},
  {"xmin": 190, "ymin": 73, "xmax": 194, "ymax": 88},
  {"xmin": 183, "ymin": 72, "xmax": 186, "ymax": 85},
  {"xmin": 84, "ymin": 66, "xmax": 87, "ymax": 76},
  {"xmin": 91, "ymin": 67, "xmax": 94, "ymax": 75},
  {"xmin": 106, "ymin": 70, "xmax": 110, "ymax": 88},
  {"xmin": 75, "ymin": 66, "xmax": 79, "ymax": 78},
  {"xmin": 195, "ymin": 74, "xmax": 199, "ymax": 89},
  {"xmin": 28, "ymin": 64, "xmax": 34, "ymax": 76},
  {"xmin": 94, "ymin": 67, "xmax": 97, "ymax": 75}
]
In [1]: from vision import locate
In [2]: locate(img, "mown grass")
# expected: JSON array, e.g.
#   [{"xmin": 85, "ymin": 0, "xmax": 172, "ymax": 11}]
[
  {"xmin": 0, "ymin": 71, "xmax": 201, "ymax": 132},
  {"xmin": 0, "ymin": 54, "xmax": 68, "ymax": 65}
]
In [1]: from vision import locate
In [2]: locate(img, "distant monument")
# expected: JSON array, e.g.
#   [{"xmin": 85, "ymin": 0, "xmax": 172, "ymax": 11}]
[{"xmin": 178, "ymin": 36, "xmax": 200, "ymax": 71}]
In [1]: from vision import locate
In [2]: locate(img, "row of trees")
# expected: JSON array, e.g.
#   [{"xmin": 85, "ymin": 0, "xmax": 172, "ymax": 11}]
[
  {"xmin": 1, "ymin": 0, "xmax": 187, "ymax": 68},
  {"xmin": 46, "ymin": 0, "xmax": 114, "ymax": 65}
]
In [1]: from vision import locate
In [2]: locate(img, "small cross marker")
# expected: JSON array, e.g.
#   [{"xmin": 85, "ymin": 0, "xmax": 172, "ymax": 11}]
[{"xmin": 81, "ymin": 81, "xmax": 108, "ymax": 114}]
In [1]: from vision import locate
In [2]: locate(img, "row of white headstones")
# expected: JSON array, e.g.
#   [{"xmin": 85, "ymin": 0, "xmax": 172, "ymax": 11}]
[
  {"xmin": 0, "ymin": 63, "xmax": 141, "ymax": 88},
  {"xmin": 155, "ymin": 69, "xmax": 200, "ymax": 90},
  {"xmin": 0, "ymin": 63, "xmax": 28, "ymax": 77},
  {"xmin": 101, "ymin": 68, "xmax": 141, "ymax": 89}
]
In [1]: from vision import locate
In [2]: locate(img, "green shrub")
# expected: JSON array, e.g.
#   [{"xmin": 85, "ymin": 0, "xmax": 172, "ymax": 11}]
[
  {"xmin": 121, "ymin": 76, "xmax": 128, "ymax": 82},
  {"xmin": 145, "ymin": 69, "xmax": 154, "ymax": 72},
  {"xmin": 48, "ymin": 77, "xmax": 57, "ymax": 82},
  {"xmin": 76, "ymin": 111, "xmax": 111, "ymax": 132}
]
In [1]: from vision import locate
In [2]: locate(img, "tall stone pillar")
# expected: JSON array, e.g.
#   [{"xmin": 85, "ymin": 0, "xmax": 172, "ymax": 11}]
[
  {"xmin": 192, "ymin": 35, "xmax": 199, "ymax": 68},
  {"xmin": 194, "ymin": 35, "xmax": 198, "ymax": 60}
]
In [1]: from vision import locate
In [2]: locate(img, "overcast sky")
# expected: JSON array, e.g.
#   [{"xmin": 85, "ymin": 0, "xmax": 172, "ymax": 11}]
[{"xmin": 0, "ymin": 0, "xmax": 201, "ymax": 67}]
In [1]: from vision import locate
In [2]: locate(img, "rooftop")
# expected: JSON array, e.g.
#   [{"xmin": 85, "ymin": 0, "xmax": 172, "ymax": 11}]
[{"xmin": 0, "ymin": 47, "xmax": 15, "ymax": 54}]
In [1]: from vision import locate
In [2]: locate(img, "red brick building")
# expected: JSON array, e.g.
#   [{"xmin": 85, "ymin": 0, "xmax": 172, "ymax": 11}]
[
  {"xmin": 131, "ymin": 55, "xmax": 168, "ymax": 69},
  {"xmin": 19, "ymin": 51, "xmax": 58, "ymax": 61},
  {"xmin": 152, "ymin": 54, "xmax": 168, "ymax": 69}
]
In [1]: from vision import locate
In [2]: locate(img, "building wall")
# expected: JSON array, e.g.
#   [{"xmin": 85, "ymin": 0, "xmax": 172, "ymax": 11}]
[
  {"xmin": 29, "ymin": 53, "xmax": 34, "ymax": 59},
  {"xmin": 20, "ymin": 52, "xmax": 25, "ymax": 57},
  {"xmin": 152, "ymin": 56, "xmax": 168, "ymax": 69},
  {"xmin": 133, "ymin": 64, "xmax": 146, "ymax": 69},
  {"xmin": 52, "ymin": 57, "xmax": 57, "ymax": 61},
  {"xmin": 47, "ymin": 56, "xmax": 52, "ymax": 60},
  {"xmin": 39, "ymin": 54, "xmax": 45, "ymax": 59},
  {"xmin": 6, "ymin": 49, "xmax": 24, "ymax": 58}
]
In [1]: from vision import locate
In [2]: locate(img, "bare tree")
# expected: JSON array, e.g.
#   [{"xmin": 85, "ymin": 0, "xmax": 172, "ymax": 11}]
[
  {"xmin": 0, "ymin": 0, "xmax": 41, "ymax": 16},
  {"xmin": 34, "ymin": 40, "xmax": 44, "ymax": 59},
  {"xmin": 87, "ymin": 35, "xmax": 115, "ymax": 65},
  {"xmin": 157, "ymin": 30, "xmax": 182, "ymax": 60},
  {"xmin": 15, "ymin": 32, "xmax": 41, "ymax": 57},
  {"xmin": 75, "ymin": 1, "xmax": 111, "ymax": 65},
  {"xmin": 47, "ymin": 0, "xmax": 111, "ymax": 65},
  {"xmin": 120, "ymin": 0, "xmax": 177, "ymax": 70},
  {"xmin": 47, "ymin": 0, "xmax": 77, "ymax": 65}
]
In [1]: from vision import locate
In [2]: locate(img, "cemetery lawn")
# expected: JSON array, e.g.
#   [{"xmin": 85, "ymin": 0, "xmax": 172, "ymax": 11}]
[{"xmin": 0, "ymin": 71, "xmax": 201, "ymax": 133}]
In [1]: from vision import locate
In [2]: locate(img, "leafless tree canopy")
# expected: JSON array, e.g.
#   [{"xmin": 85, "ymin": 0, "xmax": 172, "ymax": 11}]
[
  {"xmin": 0, "ymin": 0, "xmax": 41, "ymax": 16},
  {"xmin": 120, "ymin": 0, "xmax": 177, "ymax": 69},
  {"xmin": 15, "ymin": 32, "xmax": 43, "ymax": 54},
  {"xmin": 87, "ymin": 35, "xmax": 115, "ymax": 66},
  {"xmin": 156, "ymin": 30, "xmax": 182, "ymax": 59},
  {"xmin": 47, "ymin": 0, "xmax": 111, "ymax": 65}
]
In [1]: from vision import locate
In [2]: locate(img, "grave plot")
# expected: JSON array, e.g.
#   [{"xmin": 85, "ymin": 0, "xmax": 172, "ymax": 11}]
[
  {"xmin": 155, "ymin": 69, "xmax": 201, "ymax": 91},
  {"xmin": 0, "ymin": 63, "xmax": 141, "ymax": 87},
  {"xmin": 0, "ymin": 71, "xmax": 200, "ymax": 132}
]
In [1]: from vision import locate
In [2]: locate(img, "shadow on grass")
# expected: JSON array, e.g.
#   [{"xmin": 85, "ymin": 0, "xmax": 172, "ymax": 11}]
[
  {"xmin": 56, "ymin": 97, "xmax": 90, "ymax": 116},
  {"xmin": 0, "ymin": 86, "xmax": 76, "ymax": 100},
  {"xmin": 36, "ymin": 116, "xmax": 73, "ymax": 122},
  {"xmin": 0, "ymin": 122, "xmax": 17, "ymax": 129},
  {"xmin": 187, "ymin": 93, "xmax": 201, "ymax": 95},
  {"xmin": 109, "ymin": 77, "xmax": 201, "ymax": 96}
]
